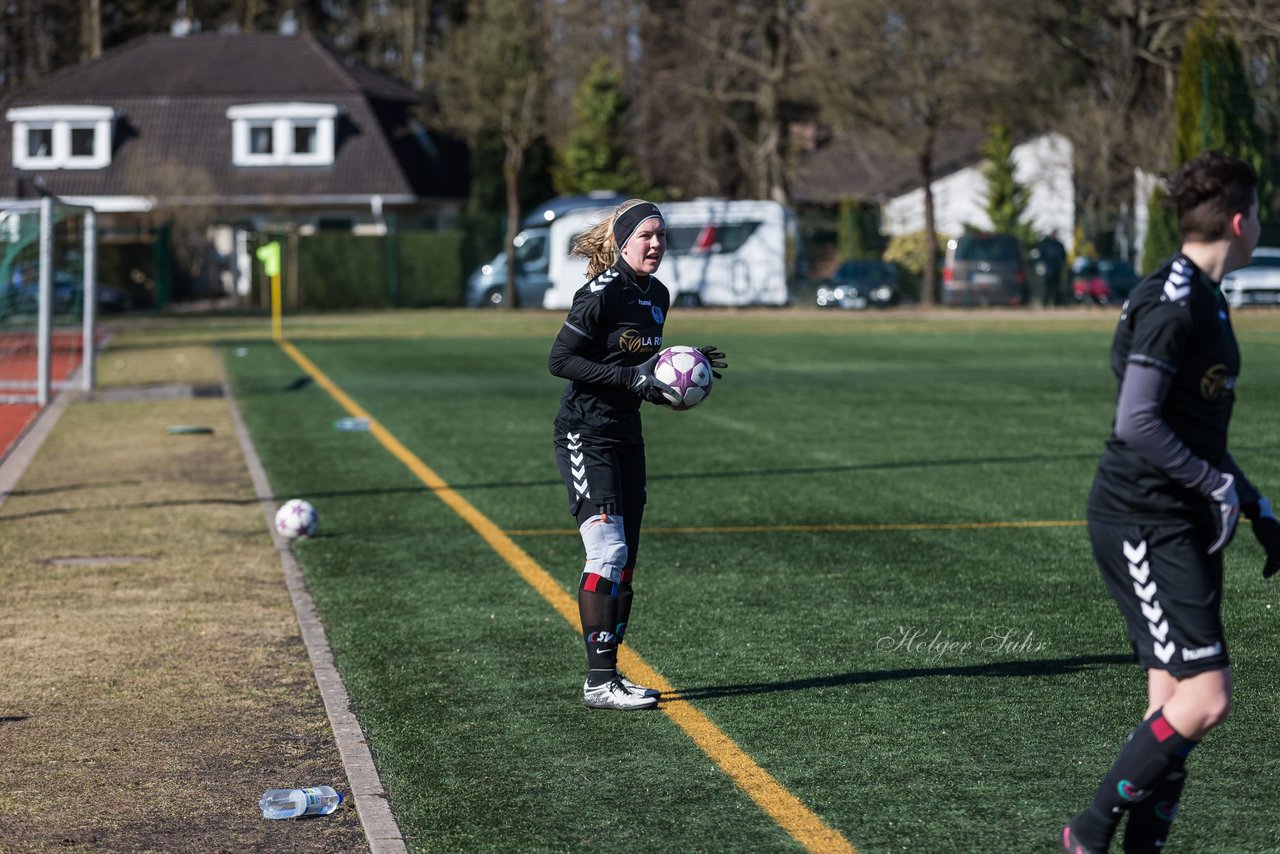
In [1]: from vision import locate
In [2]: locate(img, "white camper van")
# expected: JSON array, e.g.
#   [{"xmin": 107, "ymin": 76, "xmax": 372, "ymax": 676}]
[
  {"xmin": 540, "ymin": 199, "xmax": 803, "ymax": 310},
  {"xmin": 464, "ymin": 193, "xmax": 627, "ymax": 308}
]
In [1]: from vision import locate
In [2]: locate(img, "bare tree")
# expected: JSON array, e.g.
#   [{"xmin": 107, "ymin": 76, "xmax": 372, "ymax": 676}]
[
  {"xmin": 82, "ymin": 0, "xmax": 101, "ymax": 59},
  {"xmin": 631, "ymin": 0, "xmax": 807, "ymax": 201},
  {"xmin": 1, "ymin": 0, "xmax": 81, "ymax": 96},
  {"xmin": 801, "ymin": 0, "xmax": 1042, "ymax": 306},
  {"xmin": 427, "ymin": 0, "xmax": 556, "ymax": 307},
  {"xmin": 1036, "ymin": 1, "xmax": 1195, "ymax": 256},
  {"xmin": 651, "ymin": 0, "xmax": 805, "ymax": 202}
]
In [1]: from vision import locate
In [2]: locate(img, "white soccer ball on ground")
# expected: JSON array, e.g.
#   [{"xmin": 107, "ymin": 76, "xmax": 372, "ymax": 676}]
[
  {"xmin": 653, "ymin": 346, "xmax": 714, "ymax": 411},
  {"xmin": 275, "ymin": 498, "xmax": 318, "ymax": 539}
]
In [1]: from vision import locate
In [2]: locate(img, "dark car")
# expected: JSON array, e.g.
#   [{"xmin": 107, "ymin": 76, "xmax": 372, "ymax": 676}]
[
  {"xmin": 815, "ymin": 260, "xmax": 901, "ymax": 309},
  {"xmin": 941, "ymin": 233, "xmax": 1027, "ymax": 306},
  {"xmin": 1071, "ymin": 258, "xmax": 1139, "ymax": 305},
  {"xmin": 4, "ymin": 268, "xmax": 133, "ymax": 316}
]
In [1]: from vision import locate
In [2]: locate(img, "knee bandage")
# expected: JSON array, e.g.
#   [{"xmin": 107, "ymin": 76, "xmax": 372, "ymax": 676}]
[{"xmin": 579, "ymin": 513, "xmax": 628, "ymax": 584}]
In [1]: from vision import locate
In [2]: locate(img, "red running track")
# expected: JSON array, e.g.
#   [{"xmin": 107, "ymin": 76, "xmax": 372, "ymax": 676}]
[{"xmin": 0, "ymin": 330, "xmax": 83, "ymax": 459}]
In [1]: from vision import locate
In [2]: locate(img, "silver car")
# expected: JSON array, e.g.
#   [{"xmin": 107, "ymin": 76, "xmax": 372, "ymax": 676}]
[{"xmin": 1222, "ymin": 247, "xmax": 1280, "ymax": 308}]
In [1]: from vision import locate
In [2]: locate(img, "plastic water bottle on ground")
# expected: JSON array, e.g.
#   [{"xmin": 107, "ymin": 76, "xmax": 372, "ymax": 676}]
[
  {"xmin": 259, "ymin": 786, "xmax": 343, "ymax": 819},
  {"xmin": 333, "ymin": 417, "xmax": 370, "ymax": 431}
]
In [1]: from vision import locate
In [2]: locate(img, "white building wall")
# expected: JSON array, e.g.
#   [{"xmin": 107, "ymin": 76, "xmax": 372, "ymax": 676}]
[
  {"xmin": 1132, "ymin": 168, "xmax": 1160, "ymax": 272},
  {"xmin": 882, "ymin": 167, "xmax": 988, "ymax": 239},
  {"xmin": 882, "ymin": 132, "xmax": 1075, "ymax": 252},
  {"xmin": 1018, "ymin": 133, "xmax": 1074, "ymax": 247}
]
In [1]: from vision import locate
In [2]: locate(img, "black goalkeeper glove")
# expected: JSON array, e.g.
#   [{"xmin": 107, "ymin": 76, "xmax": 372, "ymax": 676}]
[
  {"xmin": 1243, "ymin": 496, "xmax": 1280, "ymax": 578},
  {"xmin": 628, "ymin": 352, "xmax": 676, "ymax": 405},
  {"xmin": 1205, "ymin": 472, "xmax": 1240, "ymax": 555},
  {"xmin": 697, "ymin": 345, "xmax": 727, "ymax": 379}
]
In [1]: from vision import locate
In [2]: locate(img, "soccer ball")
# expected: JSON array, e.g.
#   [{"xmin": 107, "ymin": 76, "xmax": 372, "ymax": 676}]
[
  {"xmin": 275, "ymin": 498, "xmax": 318, "ymax": 539},
  {"xmin": 653, "ymin": 346, "xmax": 713, "ymax": 411}
]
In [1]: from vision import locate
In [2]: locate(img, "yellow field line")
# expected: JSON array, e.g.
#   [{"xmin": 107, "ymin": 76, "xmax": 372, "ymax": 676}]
[
  {"xmin": 508, "ymin": 519, "xmax": 1087, "ymax": 536},
  {"xmin": 278, "ymin": 340, "xmax": 855, "ymax": 854}
]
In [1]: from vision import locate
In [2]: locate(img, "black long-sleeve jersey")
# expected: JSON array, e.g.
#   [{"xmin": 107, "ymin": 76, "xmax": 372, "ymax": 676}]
[
  {"xmin": 549, "ymin": 260, "xmax": 670, "ymax": 442},
  {"xmin": 1088, "ymin": 253, "xmax": 1241, "ymax": 524}
]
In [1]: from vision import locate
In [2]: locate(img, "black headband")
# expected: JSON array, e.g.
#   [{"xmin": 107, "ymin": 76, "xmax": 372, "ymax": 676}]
[{"xmin": 612, "ymin": 202, "xmax": 664, "ymax": 248}]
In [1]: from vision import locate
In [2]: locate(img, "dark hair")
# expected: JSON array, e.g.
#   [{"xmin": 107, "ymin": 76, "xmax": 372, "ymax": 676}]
[{"xmin": 1166, "ymin": 150, "xmax": 1258, "ymax": 241}]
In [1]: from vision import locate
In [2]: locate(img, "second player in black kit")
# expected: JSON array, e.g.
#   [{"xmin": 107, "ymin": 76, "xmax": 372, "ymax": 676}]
[
  {"xmin": 1063, "ymin": 152, "xmax": 1280, "ymax": 853},
  {"xmin": 548, "ymin": 199, "xmax": 726, "ymax": 711}
]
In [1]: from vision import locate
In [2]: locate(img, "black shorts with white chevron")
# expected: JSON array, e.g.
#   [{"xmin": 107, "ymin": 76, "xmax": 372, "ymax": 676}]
[
  {"xmin": 553, "ymin": 431, "xmax": 647, "ymax": 522},
  {"xmin": 1089, "ymin": 518, "xmax": 1228, "ymax": 676}
]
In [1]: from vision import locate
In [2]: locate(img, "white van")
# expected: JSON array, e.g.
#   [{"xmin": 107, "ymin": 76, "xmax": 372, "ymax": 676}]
[
  {"xmin": 464, "ymin": 193, "xmax": 627, "ymax": 308},
  {"xmin": 541, "ymin": 199, "xmax": 803, "ymax": 309}
]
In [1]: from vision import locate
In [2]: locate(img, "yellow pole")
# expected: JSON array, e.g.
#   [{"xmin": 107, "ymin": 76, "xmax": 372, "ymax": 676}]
[
  {"xmin": 256, "ymin": 241, "xmax": 284, "ymax": 342},
  {"xmin": 270, "ymin": 273, "xmax": 282, "ymax": 342}
]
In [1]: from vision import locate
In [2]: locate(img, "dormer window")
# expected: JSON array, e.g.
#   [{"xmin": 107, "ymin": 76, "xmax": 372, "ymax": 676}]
[
  {"xmin": 6, "ymin": 105, "xmax": 116, "ymax": 170},
  {"xmin": 227, "ymin": 103, "xmax": 339, "ymax": 166}
]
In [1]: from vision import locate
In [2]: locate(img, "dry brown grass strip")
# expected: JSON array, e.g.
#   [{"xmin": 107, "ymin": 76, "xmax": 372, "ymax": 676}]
[{"xmin": 0, "ymin": 344, "xmax": 368, "ymax": 853}]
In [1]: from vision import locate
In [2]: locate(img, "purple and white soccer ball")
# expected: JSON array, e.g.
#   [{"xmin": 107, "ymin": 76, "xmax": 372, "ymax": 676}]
[
  {"xmin": 275, "ymin": 498, "xmax": 318, "ymax": 539},
  {"xmin": 653, "ymin": 345, "xmax": 714, "ymax": 411}
]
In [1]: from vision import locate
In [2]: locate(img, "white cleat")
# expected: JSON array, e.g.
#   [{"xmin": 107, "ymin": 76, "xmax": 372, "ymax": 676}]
[
  {"xmin": 617, "ymin": 675, "xmax": 660, "ymax": 699},
  {"xmin": 583, "ymin": 677, "xmax": 659, "ymax": 710}
]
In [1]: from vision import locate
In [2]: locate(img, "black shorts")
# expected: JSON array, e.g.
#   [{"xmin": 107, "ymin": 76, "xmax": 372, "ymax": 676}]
[
  {"xmin": 1089, "ymin": 518, "xmax": 1228, "ymax": 677},
  {"xmin": 553, "ymin": 430, "xmax": 646, "ymax": 562}
]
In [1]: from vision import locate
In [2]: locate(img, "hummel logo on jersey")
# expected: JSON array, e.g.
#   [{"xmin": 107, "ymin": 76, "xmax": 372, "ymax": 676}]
[
  {"xmin": 1162, "ymin": 259, "xmax": 1192, "ymax": 302},
  {"xmin": 589, "ymin": 269, "xmax": 620, "ymax": 293}
]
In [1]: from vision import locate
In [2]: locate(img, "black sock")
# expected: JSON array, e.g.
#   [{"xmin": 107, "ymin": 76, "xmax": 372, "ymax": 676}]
[
  {"xmin": 1070, "ymin": 710, "xmax": 1193, "ymax": 852},
  {"xmin": 578, "ymin": 573, "xmax": 618, "ymax": 686},
  {"xmin": 615, "ymin": 575, "xmax": 634, "ymax": 643},
  {"xmin": 1121, "ymin": 741, "xmax": 1194, "ymax": 854}
]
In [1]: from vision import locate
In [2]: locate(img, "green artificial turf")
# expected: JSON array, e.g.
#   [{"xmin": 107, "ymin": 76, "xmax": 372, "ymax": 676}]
[{"xmin": 225, "ymin": 312, "xmax": 1280, "ymax": 853}]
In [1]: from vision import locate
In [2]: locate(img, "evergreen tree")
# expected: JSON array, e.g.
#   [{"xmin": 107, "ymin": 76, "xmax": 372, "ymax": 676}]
[
  {"xmin": 552, "ymin": 57, "xmax": 653, "ymax": 197},
  {"xmin": 1141, "ymin": 186, "xmax": 1181, "ymax": 274},
  {"xmin": 982, "ymin": 125, "xmax": 1035, "ymax": 246},
  {"xmin": 837, "ymin": 198, "xmax": 880, "ymax": 260},
  {"xmin": 1146, "ymin": 11, "xmax": 1269, "ymax": 273},
  {"xmin": 1173, "ymin": 13, "xmax": 1265, "ymax": 176}
]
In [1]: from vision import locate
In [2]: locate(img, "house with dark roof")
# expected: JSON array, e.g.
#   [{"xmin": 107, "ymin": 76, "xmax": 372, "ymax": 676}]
[{"xmin": 0, "ymin": 29, "xmax": 468, "ymax": 299}]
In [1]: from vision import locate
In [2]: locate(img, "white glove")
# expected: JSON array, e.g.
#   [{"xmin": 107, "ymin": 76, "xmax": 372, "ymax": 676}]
[{"xmin": 1207, "ymin": 473, "xmax": 1240, "ymax": 555}]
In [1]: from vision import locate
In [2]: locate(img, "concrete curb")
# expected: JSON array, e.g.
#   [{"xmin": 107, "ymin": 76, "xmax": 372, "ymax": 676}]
[{"xmin": 221, "ymin": 365, "xmax": 408, "ymax": 854}]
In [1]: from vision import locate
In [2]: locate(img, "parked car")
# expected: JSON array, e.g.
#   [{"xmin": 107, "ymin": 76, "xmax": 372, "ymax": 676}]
[
  {"xmin": 1071, "ymin": 258, "xmax": 1140, "ymax": 305},
  {"xmin": 466, "ymin": 192, "xmax": 629, "ymax": 308},
  {"xmin": 3, "ymin": 268, "xmax": 132, "ymax": 315},
  {"xmin": 815, "ymin": 260, "xmax": 901, "ymax": 309},
  {"xmin": 941, "ymin": 233, "xmax": 1027, "ymax": 306},
  {"xmin": 465, "ymin": 226, "xmax": 554, "ymax": 308},
  {"xmin": 1221, "ymin": 246, "xmax": 1280, "ymax": 308}
]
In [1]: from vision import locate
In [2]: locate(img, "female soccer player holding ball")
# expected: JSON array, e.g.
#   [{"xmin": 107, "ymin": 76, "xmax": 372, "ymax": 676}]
[{"xmin": 548, "ymin": 199, "xmax": 725, "ymax": 711}]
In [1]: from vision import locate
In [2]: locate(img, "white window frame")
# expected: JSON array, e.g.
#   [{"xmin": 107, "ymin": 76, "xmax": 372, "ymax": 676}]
[
  {"xmin": 6, "ymin": 105, "xmax": 116, "ymax": 170},
  {"xmin": 227, "ymin": 103, "xmax": 339, "ymax": 166}
]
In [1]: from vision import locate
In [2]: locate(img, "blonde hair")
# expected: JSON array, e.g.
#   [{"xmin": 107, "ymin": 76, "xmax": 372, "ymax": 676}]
[{"xmin": 571, "ymin": 198, "xmax": 651, "ymax": 279}]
